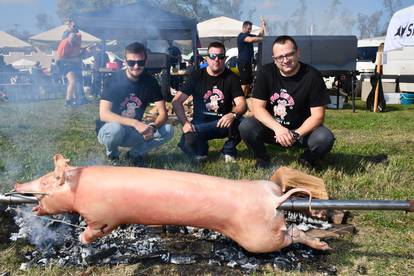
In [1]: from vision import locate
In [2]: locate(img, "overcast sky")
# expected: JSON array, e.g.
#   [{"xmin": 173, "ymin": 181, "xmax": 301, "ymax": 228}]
[{"xmin": 0, "ymin": 0, "xmax": 413, "ymax": 36}]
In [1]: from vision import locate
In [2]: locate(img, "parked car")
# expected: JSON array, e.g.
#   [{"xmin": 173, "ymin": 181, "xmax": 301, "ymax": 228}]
[{"xmin": 224, "ymin": 47, "xmax": 258, "ymax": 75}]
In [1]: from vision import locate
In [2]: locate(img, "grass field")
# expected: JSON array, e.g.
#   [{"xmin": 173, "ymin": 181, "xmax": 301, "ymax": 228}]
[{"xmin": 0, "ymin": 99, "xmax": 413, "ymax": 275}]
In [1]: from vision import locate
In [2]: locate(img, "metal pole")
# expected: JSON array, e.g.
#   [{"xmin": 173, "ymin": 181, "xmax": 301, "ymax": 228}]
[
  {"xmin": 279, "ymin": 199, "xmax": 413, "ymax": 212},
  {"xmin": 0, "ymin": 194, "xmax": 38, "ymax": 205}
]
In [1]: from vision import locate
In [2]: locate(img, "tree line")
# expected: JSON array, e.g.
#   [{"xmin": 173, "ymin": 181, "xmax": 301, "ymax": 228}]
[{"xmin": 8, "ymin": 0, "xmax": 403, "ymax": 39}]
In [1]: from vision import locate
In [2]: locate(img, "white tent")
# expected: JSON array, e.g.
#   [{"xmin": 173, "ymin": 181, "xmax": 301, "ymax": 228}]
[
  {"xmin": 0, "ymin": 31, "xmax": 32, "ymax": 50},
  {"xmin": 197, "ymin": 16, "xmax": 262, "ymax": 48},
  {"xmin": 383, "ymin": 5, "xmax": 414, "ymax": 91},
  {"xmin": 29, "ymin": 25, "xmax": 101, "ymax": 47},
  {"xmin": 384, "ymin": 5, "xmax": 414, "ymax": 52},
  {"xmin": 11, "ymin": 58, "xmax": 36, "ymax": 69}
]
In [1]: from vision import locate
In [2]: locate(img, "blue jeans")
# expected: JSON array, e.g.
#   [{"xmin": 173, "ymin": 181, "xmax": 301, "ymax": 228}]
[
  {"xmin": 97, "ymin": 122, "xmax": 174, "ymax": 158},
  {"xmin": 239, "ymin": 117, "xmax": 334, "ymax": 162},
  {"xmin": 179, "ymin": 118, "xmax": 242, "ymax": 157}
]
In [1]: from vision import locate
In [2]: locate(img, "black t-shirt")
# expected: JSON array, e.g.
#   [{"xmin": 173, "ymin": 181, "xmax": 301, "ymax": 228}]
[
  {"xmin": 181, "ymin": 68, "xmax": 243, "ymax": 122},
  {"xmin": 237, "ymin": 33, "xmax": 256, "ymax": 63},
  {"xmin": 167, "ymin": 45, "xmax": 181, "ymax": 66},
  {"xmin": 252, "ymin": 62, "xmax": 329, "ymax": 130},
  {"xmin": 101, "ymin": 70, "xmax": 163, "ymax": 121}
]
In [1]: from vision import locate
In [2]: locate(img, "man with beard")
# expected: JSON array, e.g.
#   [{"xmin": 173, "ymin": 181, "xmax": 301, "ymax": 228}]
[
  {"xmin": 96, "ymin": 42, "xmax": 174, "ymax": 166},
  {"xmin": 239, "ymin": 36, "xmax": 334, "ymax": 169},
  {"xmin": 172, "ymin": 41, "xmax": 246, "ymax": 163}
]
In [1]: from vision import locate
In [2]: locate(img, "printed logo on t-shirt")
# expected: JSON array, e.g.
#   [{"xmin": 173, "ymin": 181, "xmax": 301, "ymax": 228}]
[
  {"xmin": 270, "ymin": 89, "xmax": 295, "ymax": 124},
  {"xmin": 203, "ymin": 86, "xmax": 224, "ymax": 114},
  {"xmin": 120, "ymin": 94, "xmax": 142, "ymax": 118}
]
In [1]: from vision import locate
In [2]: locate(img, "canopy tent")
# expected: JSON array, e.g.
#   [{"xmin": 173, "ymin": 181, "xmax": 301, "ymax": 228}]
[
  {"xmin": 383, "ymin": 5, "xmax": 414, "ymax": 91},
  {"xmin": 197, "ymin": 16, "xmax": 262, "ymax": 48},
  {"xmin": 384, "ymin": 5, "xmax": 414, "ymax": 52},
  {"xmin": 29, "ymin": 25, "xmax": 101, "ymax": 49},
  {"xmin": 11, "ymin": 58, "xmax": 36, "ymax": 69},
  {"xmin": 71, "ymin": 0, "xmax": 197, "ymax": 54},
  {"xmin": 0, "ymin": 31, "xmax": 32, "ymax": 52}
]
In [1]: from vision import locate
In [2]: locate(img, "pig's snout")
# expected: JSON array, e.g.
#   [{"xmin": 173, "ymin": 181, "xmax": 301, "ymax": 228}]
[{"xmin": 15, "ymin": 181, "xmax": 40, "ymax": 194}]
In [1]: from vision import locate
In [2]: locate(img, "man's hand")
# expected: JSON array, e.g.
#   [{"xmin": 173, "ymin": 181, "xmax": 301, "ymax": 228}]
[
  {"xmin": 217, "ymin": 113, "xmax": 235, "ymax": 128},
  {"xmin": 273, "ymin": 126, "xmax": 295, "ymax": 147},
  {"xmin": 260, "ymin": 18, "xmax": 267, "ymax": 29},
  {"xmin": 133, "ymin": 120, "xmax": 155, "ymax": 140},
  {"xmin": 260, "ymin": 17, "xmax": 267, "ymax": 36},
  {"xmin": 182, "ymin": 121, "xmax": 195, "ymax": 134}
]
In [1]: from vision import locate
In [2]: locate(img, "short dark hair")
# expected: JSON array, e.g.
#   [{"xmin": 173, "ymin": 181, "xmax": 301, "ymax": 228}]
[
  {"xmin": 242, "ymin": 21, "xmax": 253, "ymax": 28},
  {"xmin": 207, "ymin": 41, "xmax": 226, "ymax": 55},
  {"xmin": 272, "ymin": 35, "xmax": 298, "ymax": 51},
  {"xmin": 125, "ymin": 42, "xmax": 147, "ymax": 59}
]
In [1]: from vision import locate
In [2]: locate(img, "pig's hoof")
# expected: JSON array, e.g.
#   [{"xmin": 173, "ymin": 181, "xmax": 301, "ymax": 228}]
[
  {"xmin": 310, "ymin": 239, "xmax": 332, "ymax": 251},
  {"xmin": 79, "ymin": 233, "xmax": 88, "ymax": 244}
]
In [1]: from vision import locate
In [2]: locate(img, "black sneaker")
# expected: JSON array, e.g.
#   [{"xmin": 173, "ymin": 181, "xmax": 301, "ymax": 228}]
[
  {"xmin": 298, "ymin": 155, "xmax": 320, "ymax": 169},
  {"xmin": 126, "ymin": 152, "xmax": 145, "ymax": 167},
  {"xmin": 107, "ymin": 155, "xmax": 120, "ymax": 166},
  {"xmin": 64, "ymin": 100, "xmax": 73, "ymax": 107},
  {"xmin": 255, "ymin": 159, "xmax": 270, "ymax": 169}
]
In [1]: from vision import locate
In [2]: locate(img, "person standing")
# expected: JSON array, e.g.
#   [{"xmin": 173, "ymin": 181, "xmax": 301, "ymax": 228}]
[
  {"xmin": 237, "ymin": 19, "xmax": 266, "ymax": 97},
  {"xmin": 239, "ymin": 35, "xmax": 335, "ymax": 169},
  {"xmin": 56, "ymin": 32, "xmax": 83, "ymax": 106},
  {"xmin": 62, "ymin": 20, "xmax": 79, "ymax": 39},
  {"xmin": 167, "ymin": 40, "xmax": 183, "ymax": 90},
  {"xmin": 172, "ymin": 41, "xmax": 247, "ymax": 162},
  {"xmin": 96, "ymin": 42, "xmax": 174, "ymax": 166}
]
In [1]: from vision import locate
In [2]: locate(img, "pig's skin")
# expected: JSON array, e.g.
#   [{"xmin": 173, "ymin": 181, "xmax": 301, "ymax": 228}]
[{"xmin": 15, "ymin": 154, "xmax": 329, "ymax": 253}]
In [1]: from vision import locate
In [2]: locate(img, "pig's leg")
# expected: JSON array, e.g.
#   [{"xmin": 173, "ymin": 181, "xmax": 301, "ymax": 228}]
[
  {"xmin": 80, "ymin": 224, "xmax": 116, "ymax": 244},
  {"xmin": 280, "ymin": 225, "xmax": 331, "ymax": 250}
]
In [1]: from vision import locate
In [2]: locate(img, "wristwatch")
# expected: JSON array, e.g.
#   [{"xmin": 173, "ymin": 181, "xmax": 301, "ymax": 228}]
[
  {"xmin": 148, "ymin": 122, "xmax": 157, "ymax": 130},
  {"xmin": 291, "ymin": 130, "xmax": 301, "ymax": 141},
  {"xmin": 232, "ymin": 112, "xmax": 241, "ymax": 120}
]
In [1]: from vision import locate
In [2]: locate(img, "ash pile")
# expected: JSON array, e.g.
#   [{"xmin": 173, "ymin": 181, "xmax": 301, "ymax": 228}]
[{"xmin": 6, "ymin": 206, "xmax": 337, "ymax": 274}]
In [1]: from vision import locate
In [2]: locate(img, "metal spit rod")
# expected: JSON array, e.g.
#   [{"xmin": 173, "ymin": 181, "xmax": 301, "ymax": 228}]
[
  {"xmin": 279, "ymin": 199, "xmax": 414, "ymax": 212},
  {"xmin": 1, "ymin": 194, "xmax": 413, "ymax": 213},
  {"xmin": 0, "ymin": 194, "xmax": 38, "ymax": 205}
]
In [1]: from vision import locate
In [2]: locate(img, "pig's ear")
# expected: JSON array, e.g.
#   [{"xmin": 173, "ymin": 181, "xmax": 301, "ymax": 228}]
[{"xmin": 53, "ymin": 154, "xmax": 70, "ymax": 186}]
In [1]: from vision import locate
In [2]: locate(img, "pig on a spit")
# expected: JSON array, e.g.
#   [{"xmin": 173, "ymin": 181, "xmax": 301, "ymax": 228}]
[{"xmin": 15, "ymin": 154, "xmax": 330, "ymax": 253}]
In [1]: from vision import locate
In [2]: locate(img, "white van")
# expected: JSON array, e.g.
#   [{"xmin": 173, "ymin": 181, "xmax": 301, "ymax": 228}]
[{"xmin": 357, "ymin": 36, "xmax": 384, "ymax": 78}]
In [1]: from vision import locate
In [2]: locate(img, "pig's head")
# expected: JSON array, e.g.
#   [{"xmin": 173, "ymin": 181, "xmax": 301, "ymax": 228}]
[{"xmin": 15, "ymin": 154, "xmax": 73, "ymax": 215}]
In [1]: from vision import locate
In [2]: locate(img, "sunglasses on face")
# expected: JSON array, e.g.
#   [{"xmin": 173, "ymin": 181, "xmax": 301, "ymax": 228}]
[
  {"xmin": 207, "ymin": 53, "xmax": 226, "ymax": 60},
  {"xmin": 272, "ymin": 51, "xmax": 296, "ymax": 63},
  {"xmin": 126, "ymin": 60, "xmax": 146, "ymax": 67}
]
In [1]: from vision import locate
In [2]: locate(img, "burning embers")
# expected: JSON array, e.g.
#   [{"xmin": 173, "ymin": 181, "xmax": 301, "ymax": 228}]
[{"xmin": 6, "ymin": 206, "xmax": 335, "ymax": 273}]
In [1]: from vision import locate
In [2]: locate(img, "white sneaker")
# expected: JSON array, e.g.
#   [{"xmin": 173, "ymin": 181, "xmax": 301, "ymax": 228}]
[{"xmin": 223, "ymin": 154, "xmax": 236, "ymax": 163}]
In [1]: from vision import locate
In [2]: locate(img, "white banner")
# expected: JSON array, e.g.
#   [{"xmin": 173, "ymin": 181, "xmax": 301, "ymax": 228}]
[{"xmin": 384, "ymin": 5, "xmax": 414, "ymax": 52}]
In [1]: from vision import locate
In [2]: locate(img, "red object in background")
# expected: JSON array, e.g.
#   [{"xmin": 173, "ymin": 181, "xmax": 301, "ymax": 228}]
[{"xmin": 106, "ymin": 62, "xmax": 120, "ymax": 70}]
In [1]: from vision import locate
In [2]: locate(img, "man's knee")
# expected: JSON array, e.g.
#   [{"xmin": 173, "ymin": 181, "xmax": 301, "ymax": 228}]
[
  {"xmin": 308, "ymin": 126, "xmax": 335, "ymax": 153},
  {"xmin": 97, "ymin": 122, "xmax": 125, "ymax": 144},
  {"xmin": 159, "ymin": 124, "xmax": 175, "ymax": 141},
  {"xmin": 239, "ymin": 117, "xmax": 257, "ymax": 139}
]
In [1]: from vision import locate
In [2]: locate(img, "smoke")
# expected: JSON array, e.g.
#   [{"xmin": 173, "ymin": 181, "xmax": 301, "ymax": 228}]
[{"xmin": 10, "ymin": 206, "xmax": 76, "ymax": 250}]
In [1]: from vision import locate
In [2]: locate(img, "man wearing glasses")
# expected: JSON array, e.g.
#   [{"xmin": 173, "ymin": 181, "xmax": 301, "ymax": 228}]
[
  {"xmin": 172, "ymin": 42, "xmax": 247, "ymax": 163},
  {"xmin": 239, "ymin": 36, "xmax": 334, "ymax": 169},
  {"xmin": 96, "ymin": 42, "xmax": 174, "ymax": 166}
]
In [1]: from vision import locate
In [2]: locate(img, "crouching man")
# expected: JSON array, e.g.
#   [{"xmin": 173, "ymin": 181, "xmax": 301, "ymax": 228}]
[
  {"xmin": 239, "ymin": 36, "xmax": 334, "ymax": 169},
  {"xmin": 96, "ymin": 42, "xmax": 174, "ymax": 166},
  {"xmin": 172, "ymin": 41, "xmax": 247, "ymax": 163}
]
